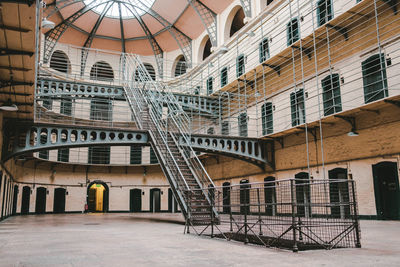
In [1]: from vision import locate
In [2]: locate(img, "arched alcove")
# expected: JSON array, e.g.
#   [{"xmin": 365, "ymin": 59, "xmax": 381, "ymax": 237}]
[
  {"xmin": 90, "ymin": 61, "xmax": 114, "ymax": 81},
  {"xmin": 50, "ymin": 50, "xmax": 70, "ymax": 73}
]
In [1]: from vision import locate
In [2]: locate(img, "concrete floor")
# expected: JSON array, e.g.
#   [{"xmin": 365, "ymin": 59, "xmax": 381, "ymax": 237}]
[{"xmin": 0, "ymin": 213, "xmax": 399, "ymax": 267}]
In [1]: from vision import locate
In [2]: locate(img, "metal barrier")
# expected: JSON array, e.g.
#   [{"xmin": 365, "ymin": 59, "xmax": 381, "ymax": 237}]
[{"xmin": 184, "ymin": 178, "xmax": 361, "ymax": 251}]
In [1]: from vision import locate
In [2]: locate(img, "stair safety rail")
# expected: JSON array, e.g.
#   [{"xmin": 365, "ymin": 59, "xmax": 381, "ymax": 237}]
[{"xmin": 122, "ymin": 54, "xmax": 216, "ymax": 218}]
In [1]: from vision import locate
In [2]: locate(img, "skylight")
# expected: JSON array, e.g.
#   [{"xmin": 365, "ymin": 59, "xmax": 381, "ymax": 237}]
[{"xmin": 83, "ymin": 0, "xmax": 156, "ymax": 19}]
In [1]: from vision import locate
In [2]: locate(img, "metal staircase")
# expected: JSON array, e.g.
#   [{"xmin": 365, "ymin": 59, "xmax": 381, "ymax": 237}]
[{"xmin": 123, "ymin": 54, "xmax": 217, "ymax": 225}]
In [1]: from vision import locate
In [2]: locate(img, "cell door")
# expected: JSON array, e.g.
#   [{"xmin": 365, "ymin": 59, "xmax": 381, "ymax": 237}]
[
  {"xmin": 130, "ymin": 189, "xmax": 142, "ymax": 212},
  {"xmin": 240, "ymin": 180, "xmax": 250, "ymax": 215},
  {"xmin": 12, "ymin": 185, "xmax": 18, "ymax": 215},
  {"xmin": 88, "ymin": 188, "xmax": 96, "ymax": 212},
  {"xmin": 329, "ymin": 168, "xmax": 350, "ymax": 218},
  {"xmin": 35, "ymin": 187, "xmax": 47, "ymax": 214},
  {"xmin": 222, "ymin": 182, "xmax": 231, "ymax": 214},
  {"xmin": 373, "ymin": 162, "xmax": 400, "ymax": 220},
  {"xmin": 295, "ymin": 172, "xmax": 311, "ymax": 217},
  {"xmin": 150, "ymin": 189, "xmax": 161, "ymax": 212},
  {"xmin": 53, "ymin": 188, "xmax": 66, "ymax": 213},
  {"xmin": 21, "ymin": 186, "xmax": 30, "ymax": 215}
]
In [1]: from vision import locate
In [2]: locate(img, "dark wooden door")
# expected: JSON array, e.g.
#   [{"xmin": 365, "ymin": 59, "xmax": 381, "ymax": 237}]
[
  {"xmin": 240, "ymin": 180, "xmax": 250, "ymax": 215},
  {"xmin": 130, "ymin": 189, "xmax": 142, "ymax": 212},
  {"xmin": 21, "ymin": 186, "xmax": 30, "ymax": 215},
  {"xmin": 295, "ymin": 172, "xmax": 311, "ymax": 217},
  {"xmin": 88, "ymin": 188, "xmax": 96, "ymax": 212},
  {"xmin": 53, "ymin": 188, "xmax": 66, "ymax": 213},
  {"xmin": 12, "ymin": 185, "xmax": 18, "ymax": 215},
  {"xmin": 373, "ymin": 162, "xmax": 400, "ymax": 220},
  {"xmin": 35, "ymin": 187, "xmax": 47, "ymax": 214},
  {"xmin": 150, "ymin": 189, "xmax": 161, "ymax": 212}
]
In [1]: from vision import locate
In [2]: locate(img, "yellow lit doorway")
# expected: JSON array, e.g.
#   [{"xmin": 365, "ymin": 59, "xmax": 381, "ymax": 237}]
[{"xmin": 87, "ymin": 181, "xmax": 109, "ymax": 212}]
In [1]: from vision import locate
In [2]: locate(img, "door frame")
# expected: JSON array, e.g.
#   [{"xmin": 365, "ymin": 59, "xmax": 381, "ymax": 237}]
[{"xmin": 86, "ymin": 180, "xmax": 109, "ymax": 212}]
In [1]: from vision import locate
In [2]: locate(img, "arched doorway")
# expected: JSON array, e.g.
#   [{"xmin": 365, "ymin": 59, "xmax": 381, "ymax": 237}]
[
  {"xmin": 21, "ymin": 186, "xmax": 30, "ymax": 215},
  {"xmin": 372, "ymin": 162, "xmax": 400, "ymax": 220},
  {"xmin": 53, "ymin": 188, "xmax": 66, "ymax": 213},
  {"xmin": 35, "ymin": 187, "xmax": 47, "ymax": 214},
  {"xmin": 130, "ymin": 189, "xmax": 142, "ymax": 212},
  {"xmin": 328, "ymin": 168, "xmax": 350, "ymax": 218},
  {"xmin": 87, "ymin": 181, "xmax": 109, "ymax": 212},
  {"xmin": 150, "ymin": 188, "xmax": 161, "ymax": 212},
  {"xmin": 295, "ymin": 172, "xmax": 311, "ymax": 217},
  {"xmin": 12, "ymin": 185, "xmax": 18, "ymax": 215}
]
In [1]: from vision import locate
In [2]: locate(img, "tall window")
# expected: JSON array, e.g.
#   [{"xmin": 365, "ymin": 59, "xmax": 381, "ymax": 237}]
[
  {"xmin": 362, "ymin": 54, "xmax": 388, "ymax": 103},
  {"xmin": 58, "ymin": 97, "xmax": 71, "ymax": 162},
  {"xmin": 135, "ymin": 63, "xmax": 156, "ymax": 81},
  {"xmin": 261, "ymin": 102, "xmax": 273, "ymax": 135},
  {"xmin": 236, "ymin": 54, "xmax": 245, "ymax": 77},
  {"xmin": 287, "ymin": 18, "xmax": 299, "ymax": 46},
  {"xmin": 130, "ymin": 146, "xmax": 142, "ymax": 164},
  {"xmin": 230, "ymin": 7, "xmax": 245, "ymax": 37},
  {"xmin": 238, "ymin": 112, "xmax": 248, "ymax": 137},
  {"xmin": 89, "ymin": 99, "xmax": 112, "ymax": 164},
  {"xmin": 221, "ymin": 121, "xmax": 230, "ymax": 135},
  {"xmin": 322, "ymin": 74, "xmax": 342, "ymax": 116},
  {"xmin": 317, "ymin": 0, "xmax": 333, "ymax": 26},
  {"xmin": 259, "ymin": 38, "xmax": 270, "ymax": 63},
  {"xmin": 221, "ymin": 67, "xmax": 228, "ymax": 87},
  {"xmin": 290, "ymin": 89, "xmax": 305, "ymax": 126},
  {"xmin": 206, "ymin": 77, "xmax": 213, "ymax": 95},
  {"xmin": 150, "ymin": 147, "xmax": 158, "ymax": 164},
  {"xmin": 38, "ymin": 134, "xmax": 48, "ymax": 160}
]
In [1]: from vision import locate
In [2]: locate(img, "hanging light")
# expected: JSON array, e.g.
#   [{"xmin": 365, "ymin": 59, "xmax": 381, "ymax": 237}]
[
  {"xmin": 347, "ymin": 130, "xmax": 359, "ymax": 137},
  {"xmin": 42, "ymin": 18, "xmax": 55, "ymax": 29},
  {"xmin": 0, "ymin": 81, "xmax": 18, "ymax": 111}
]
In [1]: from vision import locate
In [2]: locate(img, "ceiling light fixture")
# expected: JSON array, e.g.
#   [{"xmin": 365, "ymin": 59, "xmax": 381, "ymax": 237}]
[
  {"xmin": 42, "ymin": 18, "xmax": 55, "ymax": 29},
  {"xmin": 347, "ymin": 130, "xmax": 359, "ymax": 137},
  {"xmin": 0, "ymin": 98, "xmax": 18, "ymax": 111},
  {"xmin": 218, "ymin": 46, "xmax": 229, "ymax": 54}
]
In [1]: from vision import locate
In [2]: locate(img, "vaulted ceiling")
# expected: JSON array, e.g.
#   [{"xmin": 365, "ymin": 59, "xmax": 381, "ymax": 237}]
[{"xmin": 44, "ymin": 0, "xmax": 233, "ymax": 57}]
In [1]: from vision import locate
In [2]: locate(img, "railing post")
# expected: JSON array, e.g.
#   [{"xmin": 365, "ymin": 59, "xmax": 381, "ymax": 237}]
[
  {"xmin": 244, "ymin": 191, "xmax": 249, "ymax": 244},
  {"xmin": 351, "ymin": 180, "xmax": 361, "ymax": 248},
  {"xmin": 290, "ymin": 179, "xmax": 298, "ymax": 252},
  {"xmin": 186, "ymin": 190, "xmax": 191, "ymax": 234},
  {"xmin": 211, "ymin": 188, "xmax": 214, "ymax": 238}
]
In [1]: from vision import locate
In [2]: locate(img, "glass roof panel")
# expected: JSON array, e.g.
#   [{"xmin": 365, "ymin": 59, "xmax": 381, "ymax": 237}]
[{"xmin": 83, "ymin": 0, "xmax": 156, "ymax": 19}]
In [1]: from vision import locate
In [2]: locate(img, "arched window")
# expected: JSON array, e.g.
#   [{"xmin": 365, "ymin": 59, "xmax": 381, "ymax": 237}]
[
  {"xmin": 236, "ymin": 54, "xmax": 245, "ymax": 77},
  {"xmin": 259, "ymin": 38, "xmax": 269, "ymax": 63},
  {"xmin": 135, "ymin": 63, "xmax": 156, "ymax": 81},
  {"xmin": 206, "ymin": 77, "xmax": 213, "ymax": 95},
  {"xmin": 50, "ymin": 50, "xmax": 70, "ymax": 73},
  {"xmin": 230, "ymin": 7, "xmax": 245, "ymax": 37},
  {"xmin": 317, "ymin": 0, "xmax": 333, "ymax": 26},
  {"xmin": 220, "ymin": 67, "xmax": 228, "ymax": 87},
  {"xmin": 322, "ymin": 73, "xmax": 342, "ymax": 116},
  {"xmin": 287, "ymin": 18, "xmax": 300, "ymax": 46},
  {"xmin": 90, "ymin": 61, "xmax": 114, "ymax": 81},
  {"xmin": 202, "ymin": 36, "xmax": 212, "ymax": 61},
  {"xmin": 362, "ymin": 54, "xmax": 388, "ymax": 103},
  {"xmin": 261, "ymin": 102, "xmax": 273, "ymax": 135},
  {"xmin": 174, "ymin": 55, "xmax": 187, "ymax": 77},
  {"xmin": 207, "ymin": 127, "xmax": 214, "ymax": 135}
]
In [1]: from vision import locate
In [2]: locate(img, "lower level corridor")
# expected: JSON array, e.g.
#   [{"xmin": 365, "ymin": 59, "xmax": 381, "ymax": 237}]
[{"xmin": 0, "ymin": 214, "xmax": 399, "ymax": 266}]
